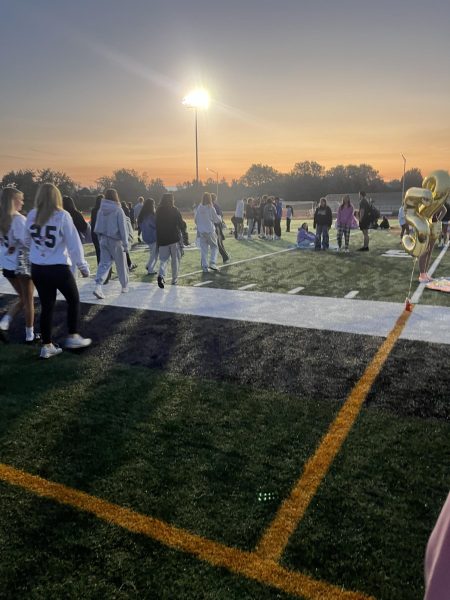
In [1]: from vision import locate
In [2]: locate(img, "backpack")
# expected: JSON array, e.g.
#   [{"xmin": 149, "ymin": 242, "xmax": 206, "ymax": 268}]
[{"xmin": 140, "ymin": 215, "xmax": 157, "ymax": 245}]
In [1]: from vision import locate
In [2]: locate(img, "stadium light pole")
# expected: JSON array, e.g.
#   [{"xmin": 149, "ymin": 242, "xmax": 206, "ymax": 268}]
[
  {"xmin": 401, "ymin": 153, "xmax": 407, "ymax": 201},
  {"xmin": 207, "ymin": 167, "xmax": 219, "ymax": 201},
  {"xmin": 182, "ymin": 89, "xmax": 209, "ymax": 186}
]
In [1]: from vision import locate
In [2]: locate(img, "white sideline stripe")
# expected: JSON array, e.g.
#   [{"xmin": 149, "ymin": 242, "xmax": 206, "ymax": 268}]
[
  {"xmin": 287, "ymin": 287, "xmax": 304, "ymax": 295},
  {"xmin": 410, "ymin": 243, "xmax": 449, "ymax": 304},
  {"xmin": 344, "ymin": 290, "xmax": 359, "ymax": 299},
  {"xmin": 177, "ymin": 246, "xmax": 296, "ymax": 279},
  {"xmin": 193, "ymin": 280, "xmax": 213, "ymax": 287},
  {"xmin": 2, "ymin": 276, "xmax": 450, "ymax": 345},
  {"xmin": 238, "ymin": 284, "xmax": 257, "ymax": 291}
]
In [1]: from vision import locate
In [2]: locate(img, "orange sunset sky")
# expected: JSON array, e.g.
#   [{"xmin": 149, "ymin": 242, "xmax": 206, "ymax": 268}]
[{"xmin": 1, "ymin": 0, "xmax": 449, "ymax": 187}]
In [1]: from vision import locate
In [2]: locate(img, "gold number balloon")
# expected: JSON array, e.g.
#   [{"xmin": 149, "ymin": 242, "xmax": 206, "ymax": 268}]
[{"xmin": 402, "ymin": 170, "xmax": 450, "ymax": 257}]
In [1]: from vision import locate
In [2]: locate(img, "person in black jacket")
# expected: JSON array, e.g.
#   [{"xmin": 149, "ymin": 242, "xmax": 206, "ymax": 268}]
[
  {"xmin": 91, "ymin": 194, "xmax": 112, "ymax": 284},
  {"xmin": 156, "ymin": 193, "xmax": 187, "ymax": 289},
  {"xmin": 62, "ymin": 196, "xmax": 89, "ymax": 241},
  {"xmin": 313, "ymin": 197, "xmax": 333, "ymax": 250}
]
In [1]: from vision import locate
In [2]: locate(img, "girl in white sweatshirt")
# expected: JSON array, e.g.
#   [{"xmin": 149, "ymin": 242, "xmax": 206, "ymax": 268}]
[
  {"xmin": 0, "ymin": 187, "xmax": 37, "ymax": 342},
  {"xmin": 25, "ymin": 183, "xmax": 91, "ymax": 359}
]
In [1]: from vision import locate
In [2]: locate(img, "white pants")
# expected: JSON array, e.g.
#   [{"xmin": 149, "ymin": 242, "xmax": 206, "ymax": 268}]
[
  {"xmin": 146, "ymin": 242, "xmax": 158, "ymax": 273},
  {"xmin": 96, "ymin": 236, "xmax": 128, "ymax": 288},
  {"xmin": 158, "ymin": 243, "xmax": 181, "ymax": 283},
  {"xmin": 199, "ymin": 232, "xmax": 218, "ymax": 268}
]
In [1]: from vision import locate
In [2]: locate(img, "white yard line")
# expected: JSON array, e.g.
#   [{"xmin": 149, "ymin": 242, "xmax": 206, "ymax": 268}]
[
  {"xmin": 287, "ymin": 286, "xmax": 305, "ymax": 295},
  {"xmin": 344, "ymin": 290, "xmax": 359, "ymax": 299},
  {"xmin": 193, "ymin": 280, "xmax": 213, "ymax": 287},
  {"xmin": 238, "ymin": 283, "xmax": 257, "ymax": 291},
  {"xmin": 410, "ymin": 243, "xmax": 449, "ymax": 304},
  {"xmin": 177, "ymin": 246, "xmax": 296, "ymax": 279},
  {"xmin": 3, "ymin": 276, "xmax": 450, "ymax": 344}
]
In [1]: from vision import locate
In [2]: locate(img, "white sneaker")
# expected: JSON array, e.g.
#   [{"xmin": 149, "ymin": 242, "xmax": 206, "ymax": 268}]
[
  {"xmin": 93, "ymin": 285, "xmax": 105, "ymax": 299},
  {"xmin": 40, "ymin": 343, "xmax": 63, "ymax": 359},
  {"xmin": 209, "ymin": 264, "xmax": 219, "ymax": 271},
  {"xmin": 121, "ymin": 286, "xmax": 129, "ymax": 293},
  {"xmin": 65, "ymin": 334, "xmax": 92, "ymax": 350}
]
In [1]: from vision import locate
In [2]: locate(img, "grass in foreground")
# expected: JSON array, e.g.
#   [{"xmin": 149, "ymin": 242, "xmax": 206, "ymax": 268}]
[{"xmin": 0, "ymin": 342, "xmax": 449, "ymax": 599}]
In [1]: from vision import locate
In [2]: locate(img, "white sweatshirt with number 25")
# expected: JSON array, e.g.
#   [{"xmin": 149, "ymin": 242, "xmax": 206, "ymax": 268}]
[{"xmin": 25, "ymin": 209, "xmax": 88, "ymax": 270}]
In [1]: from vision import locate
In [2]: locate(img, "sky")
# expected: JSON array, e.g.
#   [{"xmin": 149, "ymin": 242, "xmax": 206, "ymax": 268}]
[{"xmin": 1, "ymin": 0, "xmax": 450, "ymax": 187}]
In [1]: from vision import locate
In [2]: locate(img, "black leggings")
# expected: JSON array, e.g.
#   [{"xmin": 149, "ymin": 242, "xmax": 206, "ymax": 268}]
[{"xmin": 32, "ymin": 264, "xmax": 80, "ymax": 344}]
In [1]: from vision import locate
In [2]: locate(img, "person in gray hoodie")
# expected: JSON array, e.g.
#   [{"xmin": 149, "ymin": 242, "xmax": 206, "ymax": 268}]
[{"xmin": 93, "ymin": 188, "xmax": 129, "ymax": 299}]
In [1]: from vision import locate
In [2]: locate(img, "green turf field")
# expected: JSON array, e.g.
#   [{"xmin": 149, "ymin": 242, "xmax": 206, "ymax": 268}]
[
  {"xmin": 1, "ymin": 218, "xmax": 450, "ymax": 599},
  {"xmin": 0, "ymin": 313, "xmax": 449, "ymax": 599},
  {"xmin": 84, "ymin": 218, "xmax": 450, "ymax": 306}
]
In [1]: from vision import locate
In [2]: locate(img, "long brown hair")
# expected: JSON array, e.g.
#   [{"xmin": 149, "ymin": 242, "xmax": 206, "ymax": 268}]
[
  {"xmin": 104, "ymin": 188, "xmax": 120, "ymax": 204},
  {"xmin": 0, "ymin": 187, "xmax": 23, "ymax": 236},
  {"xmin": 35, "ymin": 183, "xmax": 63, "ymax": 227}
]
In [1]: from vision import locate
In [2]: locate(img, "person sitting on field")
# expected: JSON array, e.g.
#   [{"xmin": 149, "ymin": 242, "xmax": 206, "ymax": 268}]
[
  {"xmin": 296, "ymin": 223, "xmax": 315, "ymax": 248},
  {"xmin": 379, "ymin": 215, "xmax": 390, "ymax": 229}
]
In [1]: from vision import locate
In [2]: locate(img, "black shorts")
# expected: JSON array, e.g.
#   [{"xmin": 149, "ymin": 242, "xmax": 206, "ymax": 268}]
[
  {"xmin": 359, "ymin": 221, "xmax": 370, "ymax": 231},
  {"xmin": 264, "ymin": 219, "xmax": 274, "ymax": 227},
  {"xmin": 2, "ymin": 268, "xmax": 16, "ymax": 279}
]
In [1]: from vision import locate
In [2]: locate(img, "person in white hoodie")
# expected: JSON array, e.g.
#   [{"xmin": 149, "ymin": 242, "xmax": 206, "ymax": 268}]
[
  {"xmin": 25, "ymin": 183, "xmax": 91, "ymax": 359},
  {"xmin": 0, "ymin": 187, "xmax": 38, "ymax": 343},
  {"xmin": 93, "ymin": 188, "xmax": 129, "ymax": 299},
  {"xmin": 195, "ymin": 192, "xmax": 221, "ymax": 272}
]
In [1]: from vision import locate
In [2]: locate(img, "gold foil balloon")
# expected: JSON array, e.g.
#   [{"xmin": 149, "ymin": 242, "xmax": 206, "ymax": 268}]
[{"xmin": 402, "ymin": 170, "xmax": 450, "ymax": 257}]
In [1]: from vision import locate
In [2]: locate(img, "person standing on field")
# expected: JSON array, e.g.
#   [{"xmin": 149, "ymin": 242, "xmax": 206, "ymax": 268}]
[
  {"xmin": 274, "ymin": 197, "xmax": 282, "ymax": 239},
  {"xmin": 358, "ymin": 190, "xmax": 370, "ymax": 251},
  {"xmin": 133, "ymin": 196, "xmax": 144, "ymax": 242},
  {"xmin": 195, "ymin": 192, "xmax": 221, "ymax": 272},
  {"xmin": 0, "ymin": 187, "xmax": 38, "ymax": 343},
  {"xmin": 93, "ymin": 188, "xmax": 130, "ymax": 299},
  {"xmin": 336, "ymin": 195, "xmax": 354, "ymax": 252},
  {"xmin": 313, "ymin": 197, "xmax": 332, "ymax": 250},
  {"xmin": 156, "ymin": 193, "xmax": 187, "ymax": 288},
  {"xmin": 138, "ymin": 198, "xmax": 158, "ymax": 275},
  {"xmin": 25, "ymin": 183, "xmax": 91, "ymax": 359},
  {"xmin": 211, "ymin": 193, "xmax": 229, "ymax": 263},
  {"xmin": 234, "ymin": 197, "xmax": 245, "ymax": 239}
]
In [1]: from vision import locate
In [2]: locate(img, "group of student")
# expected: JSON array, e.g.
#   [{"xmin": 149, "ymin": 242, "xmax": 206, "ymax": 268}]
[
  {"xmin": 0, "ymin": 183, "xmax": 190, "ymax": 358},
  {"xmin": 232, "ymin": 196, "xmax": 292, "ymax": 241},
  {"xmin": 296, "ymin": 192, "xmax": 390, "ymax": 252}
]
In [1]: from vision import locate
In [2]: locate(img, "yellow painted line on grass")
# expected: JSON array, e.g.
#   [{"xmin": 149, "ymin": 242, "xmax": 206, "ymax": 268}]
[
  {"xmin": 256, "ymin": 308, "xmax": 413, "ymax": 562},
  {"xmin": 0, "ymin": 462, "xmax": 373, "ymax": 600}
]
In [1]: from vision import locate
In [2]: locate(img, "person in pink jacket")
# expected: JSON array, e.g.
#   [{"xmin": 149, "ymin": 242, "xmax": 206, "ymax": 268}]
[{"xmin": 336, "ymin": 195, "xmax": 355, "ymax": 252}]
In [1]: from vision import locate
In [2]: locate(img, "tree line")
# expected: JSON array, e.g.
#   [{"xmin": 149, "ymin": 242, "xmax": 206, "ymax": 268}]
[{"xmin": 1, "ymin": 162, "xmax": 423, "ymax": 212}]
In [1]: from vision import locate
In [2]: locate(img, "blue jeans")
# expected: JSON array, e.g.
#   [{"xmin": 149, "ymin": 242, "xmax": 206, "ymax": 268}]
[{"xmin": 315, "ymin": 224, "xmax": 329, "ymax": 249}]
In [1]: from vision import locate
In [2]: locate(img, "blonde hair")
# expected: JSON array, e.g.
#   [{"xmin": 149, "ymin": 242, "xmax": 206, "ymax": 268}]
[
  {"xmin": 202, "ymin": 192, "xmax": 212, "ymax": 205},
  {"xmin": 0, "ymin": 187, "xmax": 23, "ymax": 236},
  {"xmin": 104, "ymin": 188, "xmax": 120, "ymax": 204},
  {"xmin": 35, "ymin": 183, "xmax": 63, "ymax": 227}
]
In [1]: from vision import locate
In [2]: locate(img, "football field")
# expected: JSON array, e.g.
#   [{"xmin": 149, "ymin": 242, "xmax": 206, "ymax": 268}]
[{"xmin": 0, "ymin": 219, "xmax": 449, "ymax": 599}]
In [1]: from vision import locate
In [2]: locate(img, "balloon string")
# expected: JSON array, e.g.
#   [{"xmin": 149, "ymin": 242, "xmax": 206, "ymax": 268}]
[{"xmin": 407, "ymin": 257, "xmax": 417, "ymax": 301}]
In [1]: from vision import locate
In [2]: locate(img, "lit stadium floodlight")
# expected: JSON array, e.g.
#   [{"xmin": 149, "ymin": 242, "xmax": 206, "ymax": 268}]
[
  {"xmin": 182, "ymin": 89, "xmax": 210, "ymax": 185},
  {"xmin": 182, "ymin": 88, "xmax": 210, "ymax": 109}
]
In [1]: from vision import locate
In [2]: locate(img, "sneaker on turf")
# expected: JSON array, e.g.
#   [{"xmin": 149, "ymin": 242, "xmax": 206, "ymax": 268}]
[
  {"xmin": 65, "ymin": 334, "xmax": 92, "ymax": 350},
  {"xmin": 357, "ymin": 247, "xmax": 369, "ymax": 251},
  {"xmin": 25, "ymin": 333, "xmax": 41, "ymax": 345},
  {"xmin": 209, "ymin": 264, "xmax": 219, "ymax": 271},
  {"xmin": 157, "ymin": 275, "xmax": 165, "ymax": 289},
  {"xmin": 93, "ymin": 285, "xmax": 105, "ymax": 299},
  {"xmin": 40, "ymin": 343, "xmax": 63, "ymax": 359},
  {"xmin": 121, "ymin": 286, "xmax": 129, "ymax": 293}
]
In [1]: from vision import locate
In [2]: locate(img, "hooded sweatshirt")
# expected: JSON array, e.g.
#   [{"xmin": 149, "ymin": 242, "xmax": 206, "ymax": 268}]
[
  {"xmin": 336, "ymin": 204, "xmax": 355, "ymax": 228},
  {"xmin": 195, "ymin": 204, "xmax": 221, "ymax": 235},
  {"xmin": 94, "ymin": 199, "xmax": 129, "ymax": 251}
]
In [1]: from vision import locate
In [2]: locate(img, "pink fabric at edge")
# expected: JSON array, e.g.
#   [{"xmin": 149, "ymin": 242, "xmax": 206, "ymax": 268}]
[{"xmin": 425, "ymin": 492, "xmax": 450, "ymax": 600}]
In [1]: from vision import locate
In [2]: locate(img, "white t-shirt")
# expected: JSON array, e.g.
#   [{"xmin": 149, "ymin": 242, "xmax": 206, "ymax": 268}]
[
  {"xmin": 0, "ymin": 213, "xmax": 26, "ymax": 271},
  {"xmin": 25, "ymin": 209, "xmax": 88, "ymax": 269}
]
